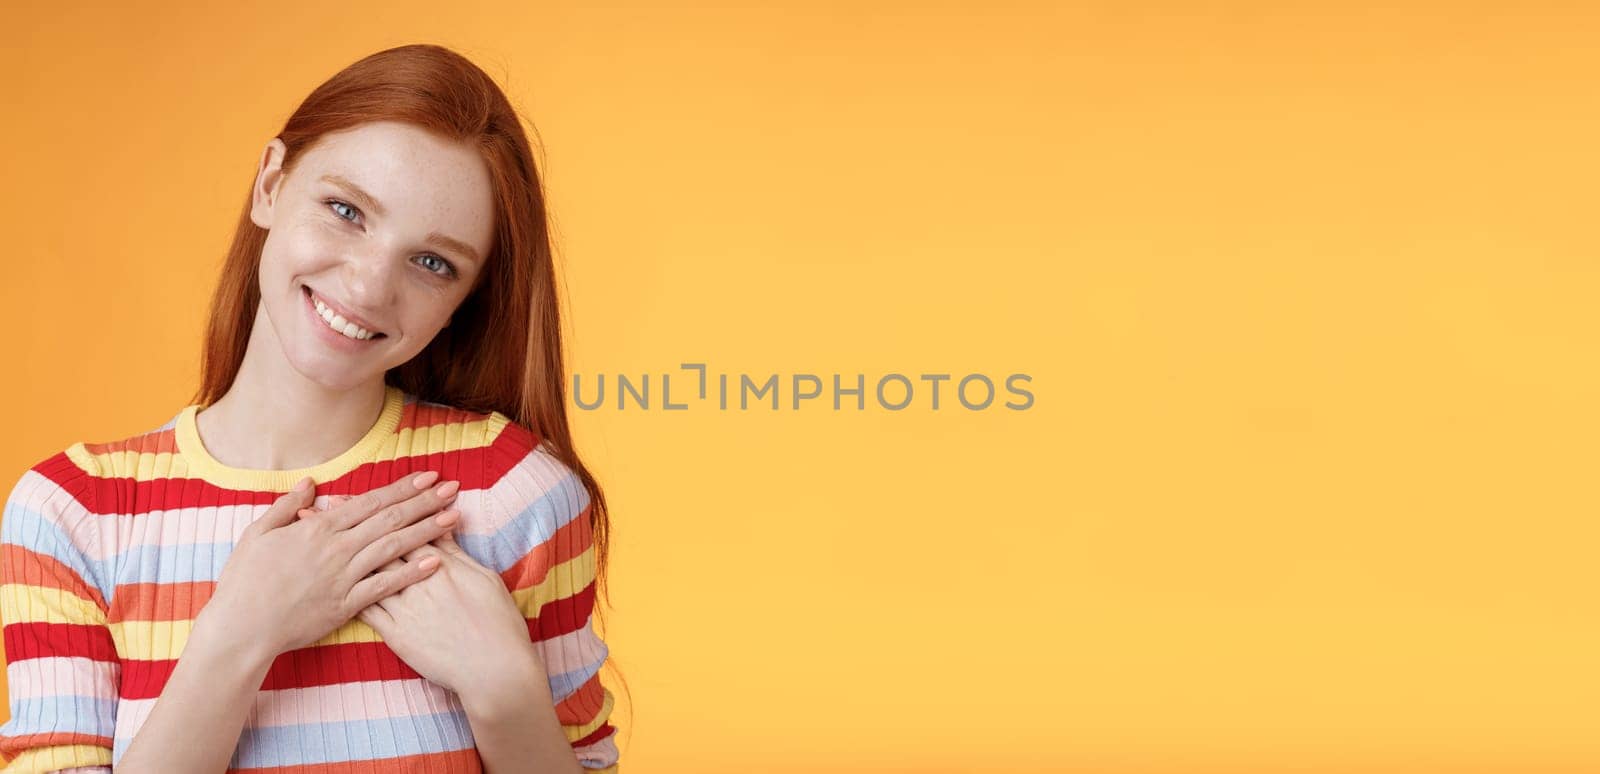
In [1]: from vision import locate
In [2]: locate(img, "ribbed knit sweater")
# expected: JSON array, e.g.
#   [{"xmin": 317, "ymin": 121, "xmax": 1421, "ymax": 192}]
[{"xmin": 0, "ymin": 385, "xmax": 620, "ymax": 773}]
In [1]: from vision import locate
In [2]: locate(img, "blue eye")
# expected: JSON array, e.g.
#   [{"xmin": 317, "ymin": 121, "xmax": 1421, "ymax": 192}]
[
  {"xmin": 325, "ymin": 198, "xmax": 458, "ymax": 280},
  {"xmin": 417, "ymin": 254, "xmax": 458, "ymax": 279},
  {"xmin": 326, "ymin": 199, "xmax": 360, "ymax": 223}
]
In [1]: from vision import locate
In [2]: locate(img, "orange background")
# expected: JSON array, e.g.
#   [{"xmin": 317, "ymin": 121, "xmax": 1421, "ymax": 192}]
[{"xmin": 4, "ymin": 2, "xmax": 1599, "ymax": 772}]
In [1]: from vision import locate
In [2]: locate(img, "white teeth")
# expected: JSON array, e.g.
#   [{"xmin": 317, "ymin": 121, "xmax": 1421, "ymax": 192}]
[{"xmin": 312, "ymin": 295, "xmax": 377, "ymax": 340}]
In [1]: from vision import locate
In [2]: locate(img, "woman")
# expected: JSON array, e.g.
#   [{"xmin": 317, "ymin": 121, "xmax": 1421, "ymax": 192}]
[{"xmin": 0, "ymin": 44, "xmax": 624, "ymax": 773}]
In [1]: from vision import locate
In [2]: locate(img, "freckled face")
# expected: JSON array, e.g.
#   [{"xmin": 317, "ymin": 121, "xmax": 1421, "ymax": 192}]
[{"xmin": 248, "ymin": 120, "xmax": 495, "ymax": 391}]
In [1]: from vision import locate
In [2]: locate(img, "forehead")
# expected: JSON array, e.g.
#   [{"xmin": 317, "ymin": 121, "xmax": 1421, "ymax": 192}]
[{"xmin": 292, "ymin": 121, "xmax": 495, "ymax": 257}]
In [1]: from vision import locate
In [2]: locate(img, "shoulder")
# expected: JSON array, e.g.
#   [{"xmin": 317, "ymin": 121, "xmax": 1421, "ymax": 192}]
[
  {"xmin": 397, "ymin": 396, "xmax": 587, "ymax": 520},
  {"xmin": 480, "ymin": 411, "xmax": 587, "ymax": 507},
  {"xmin": 2, "ymin": 443, "xmax": 108, "ymax": 588},
  {"xmin": 395, "ymin": 394, "xmax": 567, "ymax": 478},
  {"xmin": 65, "ymin": 405, "xmax": 185, "ymax": 482},
  {"xmin": 5, "ymin": 443, "xmax": 101, "ymax": 516},
  {"xmin": 473, "ymin": 411, "xmax": 591, "ymax": 541}
]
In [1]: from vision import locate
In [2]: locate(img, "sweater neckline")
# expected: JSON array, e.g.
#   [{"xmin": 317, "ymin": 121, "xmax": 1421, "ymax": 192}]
[{"xmin": 173, "ymin": 384, "xmax": 405, "ymax": 491}]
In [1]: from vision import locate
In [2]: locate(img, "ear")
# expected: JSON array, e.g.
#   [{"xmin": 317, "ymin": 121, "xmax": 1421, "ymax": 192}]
[{"xmin": 249, "ymin": 137, "xmax": 289, "ymax": 230}]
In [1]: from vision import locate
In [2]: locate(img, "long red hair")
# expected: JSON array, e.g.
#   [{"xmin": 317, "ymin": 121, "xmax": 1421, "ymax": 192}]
[{"xmin": 190, "ymin": 43, "xmax": 628, "ymax": 719}]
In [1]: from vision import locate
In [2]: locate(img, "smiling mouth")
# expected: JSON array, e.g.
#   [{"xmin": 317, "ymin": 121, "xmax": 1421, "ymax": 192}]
[{"xmin": 303, "ymin": 285, "xmax": 387, "ymax": 340}]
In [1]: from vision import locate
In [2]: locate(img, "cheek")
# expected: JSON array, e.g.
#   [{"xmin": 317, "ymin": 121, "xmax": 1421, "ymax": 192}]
[
  {"xmin": 264, "ymin": 225, "xmax": 342, "ymax": 279},
  {"xmin": 289, "ymin": 222, "xmax": 345, "ymax": 257},
  {"xmin": 406, "ymin": 289, "xmax": 465, "ymax": 325}
]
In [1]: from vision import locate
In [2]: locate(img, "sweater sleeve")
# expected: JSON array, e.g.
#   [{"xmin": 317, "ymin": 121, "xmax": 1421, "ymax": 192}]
[
  {"xmin": 0, "ymin": 450, "xmax": 117, "ymax": 773},
  {"xmin": 482, "ymin": 417, "xmax": 620, "ymax": 773}
]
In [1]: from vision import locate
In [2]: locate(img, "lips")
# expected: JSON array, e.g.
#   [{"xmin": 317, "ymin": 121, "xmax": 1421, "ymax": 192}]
[{"xmin": 302, "ymin": 285, "xmax": 387, "ymax": 339}]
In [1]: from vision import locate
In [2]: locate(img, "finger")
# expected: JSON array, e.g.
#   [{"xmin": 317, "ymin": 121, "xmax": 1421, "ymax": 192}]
[
  {"xmin": 431, "ymin": 529, "xmax": 468, "ymax": 557},
  {"xmin": 246, "ymin": 476, "xmax": 317, "ymax": 537},
  {"xmin": 348, "ymin": 507, "xmax": 460, "ymax": 578},
  {"xmin": 374, "ymin": 557, "xmax": 406, "ymax": 573},
  {"xmin": 357, "ymin": 602, "xmax": 395, "ymax": 634},
  {"xmin": 347, "ymin": 556, "xmax": 443, "ymax": 612},
  {"xmin": 301, "ymin": 494, "xmax": 350, "ymax": 519},
  {"xmin": 338, "ymin": 478, "xmax": 461, "ymax": 545},
  {"xmin": 400, "ymin": 534, "xmax": 451, "ymax": 566},
  {"xmin": 325, "ymin": 471, "xmax": 446, "ymax": 532}
]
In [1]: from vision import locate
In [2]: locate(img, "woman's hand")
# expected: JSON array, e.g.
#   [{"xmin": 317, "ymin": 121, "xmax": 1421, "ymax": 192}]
[
  {"xmin": 206, "ymin": 471, "xmax": 464, "ymax": 657},
  {"xmin": 303, "ymin": 496, "xmax": 544, "ymax": 698}
]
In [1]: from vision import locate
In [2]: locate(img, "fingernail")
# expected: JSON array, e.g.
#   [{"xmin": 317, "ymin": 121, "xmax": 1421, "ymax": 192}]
[
  {"xmin": 413, "ymin": 471, "xmax": 440, "ymax": 489},
  {"xmin": 433, "ymin": 480, "xmax": 460, "ymax": 499},
  {"xmin": 295, "ymin": 476, "xmax": 313, "ymax": 493},
  {"xmin": 435, "ymin": 509, "xmax": 460, "ymax": 527},
  {"xmin": 418, "ymin": 556, "xmax": 441, "ymax": 571}
]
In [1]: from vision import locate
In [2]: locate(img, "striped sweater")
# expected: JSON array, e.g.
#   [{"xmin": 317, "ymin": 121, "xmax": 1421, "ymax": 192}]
[{"xmin": 0, "ymin": 384, "xmax": 620, "ymax": 773}]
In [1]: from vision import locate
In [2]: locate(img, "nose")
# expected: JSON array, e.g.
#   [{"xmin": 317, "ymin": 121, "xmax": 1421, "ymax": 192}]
[{"xmin": 340, "ymin": 247, "xmax": 400, "ymax": 320}]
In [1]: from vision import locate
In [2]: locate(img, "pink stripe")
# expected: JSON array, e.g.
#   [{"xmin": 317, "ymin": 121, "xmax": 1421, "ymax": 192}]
[
  {"xmin": 576, "ymin": 734, "xmax": 620, "ymax": 765},
  {"xmin": 482, "ymin": 443, "xmax": 586, "ymax": 537},
  {"xmin": 103, "ymin": 488, "xmax": 504, "ymax": 555},
  {"xmin": 115, "ymin": 677, "xmax": 466, "ymax": 731},
  {"xmin": 5, "ymin": 656, "xmax": 120, "ymax": 700},
  {"xmin": 538, "ymin": 617, "xmax": 608, "ymax": 677},
  {"xmin": 12, "ymin": 470, "xmax": 107, "ymax": 561}
]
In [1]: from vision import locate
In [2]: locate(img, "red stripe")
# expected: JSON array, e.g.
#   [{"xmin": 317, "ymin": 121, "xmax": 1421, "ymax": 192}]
[
  {"xmin": 0, "ymin": 544, "xmax": 110, "ymax": 610},
  {"xmin": 2, "ymin": 621, "xmax": 118, "ymax": 663},
  {"xmin": 528, "ymin": 579, "xmax": 597, "ymax": 641},
  {"xmin": 0, "ymin": 730, "xmax": 113, "ymax": 762},
  {"xmin": 77, "ymin": 449, "xmax": 492, "ymax": 515},
  {"xmin": 482, "ymin": 416, "xmax": 540, "ymax": 488},
  {"xmin": 111, "ymin": 580, "xmax": 595, "ymax": 699},
  {"xmin": 499, "ymin": 504, "xmax": 593, "ymax": 592},
  {"xmin": 52, "ymin": 405, "xmax": 544, "ymax": 513},
  {"xmin": 571, "ymin": 722, "xmax": 616, "ymax": 749},
  {"xmin": 119, "ymin": 640, "xmax": 420, "ymax": 699},
  {"xmin": 29, "ymin": 450, "xmax": 96, "ymax": 506},
  {"xmin": 117, "ymin": 584, "xmax": 597, "ymax": 700},
  {"xmin": 108, "ymin": 580, "xmax": 212, "ymax": 624},
  {"xmin": 555, "ymin": 674, "xmax": 607, "ymax": 724},
  {"xmin": 223, "ymin": 747, "xmax": 482, "ymax": 774}
]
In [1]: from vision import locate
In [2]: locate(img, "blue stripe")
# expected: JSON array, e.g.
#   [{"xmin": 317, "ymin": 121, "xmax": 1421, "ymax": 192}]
[
  {"xmin": 0, "ymin": 498, "xmax": 114, "ymax": 606},
  {"xmin": 0, "ymin": 693, "xmax": 117, "ymax": 738},
  {"xmin": 109, "ymin": 540, "xmax": 235, "ymax": 586},
  {"xmin": 548, "ymin": 637, "xmax": 608, "ymax": 703},
  {"xmin": 14, "ymin": 452, "xmax": 589, "ymax": 592},
  {"xmin": 462, "ymin": 462, "xmax": 590, "ymax": 573},
  {"xmin": 112, "ymin": 710, "xmax": 476, "ymax": 768}
]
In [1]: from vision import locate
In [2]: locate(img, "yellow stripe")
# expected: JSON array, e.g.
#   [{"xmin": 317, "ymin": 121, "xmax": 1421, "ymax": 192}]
[
  {"xmin": 378, "ymin": 413, "xmax": 501, "ymax": 459},
  {"xmin": 0, "ymin": 584, "xmax": 106, "ymax": 626},
  {"xmin": 112, "ymin": 616, "xmax": 390, "ymax": 660},
  {"xmin": 511, "ymin": 542, "xmax": 597, "ymax": 616},
  {"xmin": 63, "ymin": 441, "xmax": 101, "ymax": 476},
  {"xmin": 565, "ymin": 686, "xmax": 616, "ymax": 743},
  {"xmin": 5, "ymin": 743, "xmax": 111, "ymax": 771},
  {"xmin": 484, "ymin": 410, "xmax": 513, "ymax": 444},
  {"xmin": 113, "ymin": 546, "xmax": 595, "ymax": 659},
  {"xmin": 82, "ymin": 416, "xmax": 506, "ymax": 482},
  {"xmin": 80, "ymin": 390, "xmax": 518, "ymax": 486},
  {"xmin": 108, "ymin": 618, "xmax": 195, "ymax": 659}
]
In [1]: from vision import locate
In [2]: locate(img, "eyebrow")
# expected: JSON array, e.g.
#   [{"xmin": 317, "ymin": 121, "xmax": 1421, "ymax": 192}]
[{"xmin": 318, "ymin": 173, "xmax": 483, "ymax": 265}]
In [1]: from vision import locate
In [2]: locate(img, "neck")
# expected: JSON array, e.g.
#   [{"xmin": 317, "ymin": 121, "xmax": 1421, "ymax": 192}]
[{"xmin": 194, "ymin": 301, "xmax": 390, "ymax": 471}]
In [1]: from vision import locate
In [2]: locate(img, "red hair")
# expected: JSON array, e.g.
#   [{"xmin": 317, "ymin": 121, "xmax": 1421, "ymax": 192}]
[{"xmin": 192, "ymin": 43, "xmax": 628, "ymax": 718}]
